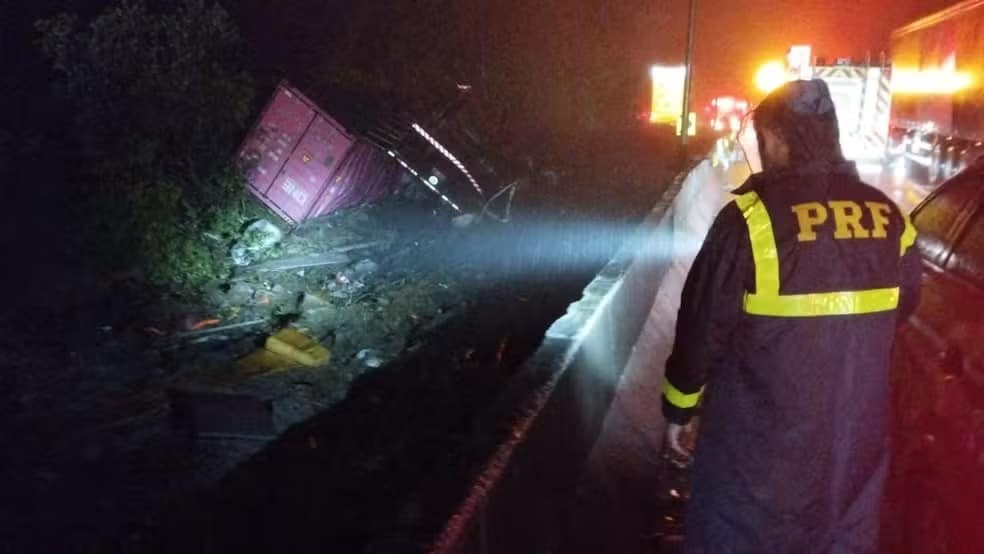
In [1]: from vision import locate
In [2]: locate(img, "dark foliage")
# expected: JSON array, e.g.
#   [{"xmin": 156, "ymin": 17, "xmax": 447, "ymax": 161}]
[{"xmin": 37, "ymin": 0, "xmax": 257, "ymax": 292}]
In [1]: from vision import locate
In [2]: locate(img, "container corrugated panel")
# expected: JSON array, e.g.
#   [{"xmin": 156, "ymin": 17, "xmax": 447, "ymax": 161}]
[
  {"xmin": 309, "ymin": 140, "xmax": 403, "ymax": 218},
  {"xmin": 238, "ymin": 82, "xmax": 355, "ymax": 224}
]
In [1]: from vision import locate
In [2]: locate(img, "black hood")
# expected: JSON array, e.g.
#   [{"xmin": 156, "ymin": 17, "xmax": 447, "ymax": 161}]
[{"xmin": 755, "ymin": 79, "xmax": 845, "ymax": 169}]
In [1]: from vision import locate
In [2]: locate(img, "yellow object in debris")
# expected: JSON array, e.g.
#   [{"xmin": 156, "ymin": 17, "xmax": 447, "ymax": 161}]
[
  {"xmin": 231, "ymin": 328, "xmax": 330, "ymax": 377},
  {"xmin": 264, "ymin": 328, "xmax": 331, "ymax": 367},
  {"xmin": 234, "ymin": 349, "xmax": 297, "ymax": 376}
]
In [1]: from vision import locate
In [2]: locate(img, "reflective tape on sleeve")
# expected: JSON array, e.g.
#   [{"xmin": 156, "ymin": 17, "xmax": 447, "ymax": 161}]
[{"xmin": 662, "ymin": 380, "xmax": 704, "ymax": 409}]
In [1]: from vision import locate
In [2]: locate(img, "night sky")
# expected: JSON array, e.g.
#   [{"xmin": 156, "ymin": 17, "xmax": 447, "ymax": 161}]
[
  {"xmin": 1, "ymin": 0, "xmax": 964, "ymax": 133},
  {"xmin": 647, "ymin": 0, "xmax": 956, "ymax": 105}
]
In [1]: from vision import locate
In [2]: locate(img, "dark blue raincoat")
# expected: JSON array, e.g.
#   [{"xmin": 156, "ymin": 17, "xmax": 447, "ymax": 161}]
[{"xmin": 662, "ymin": 160, "xmax": 922, "ymax": 553}]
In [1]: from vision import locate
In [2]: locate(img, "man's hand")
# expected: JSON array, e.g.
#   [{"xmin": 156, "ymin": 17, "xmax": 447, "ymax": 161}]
[{"xmin": 666, "ymin": 422, "xmax": 695, "ymax": 460}]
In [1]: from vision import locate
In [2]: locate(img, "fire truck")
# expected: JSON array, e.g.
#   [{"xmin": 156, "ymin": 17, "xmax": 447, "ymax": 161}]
[
  {"xmin": 889, "ymin": 0, "xmax": 984, "ymax": 185},
  {"xmin": 783, "ymin": 46, "xmax": 893, "ymax": 163}
]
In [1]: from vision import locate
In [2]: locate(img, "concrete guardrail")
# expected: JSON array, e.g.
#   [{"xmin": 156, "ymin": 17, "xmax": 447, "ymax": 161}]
[{"xmin": 429, "ymin": 157, "xmax": 737, "ymax": 554}]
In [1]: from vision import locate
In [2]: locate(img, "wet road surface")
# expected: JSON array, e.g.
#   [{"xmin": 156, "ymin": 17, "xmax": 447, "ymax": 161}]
[{"xmin": 857, "ymin": 160, "xmax": 933, "ymax": 214}]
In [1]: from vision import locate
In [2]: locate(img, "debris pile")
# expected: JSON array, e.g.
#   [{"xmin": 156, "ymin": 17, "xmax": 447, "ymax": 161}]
[
  {"xmin": 0, "ymin": 197, "xmax": 479, "ymax": 550},
  {"xmin": 143, "ymin": 201, "xmax": 470, "ymax": 427},
  {"xmin": 229, "ymin": 219, "xmax": 284, "ymax": 266}
]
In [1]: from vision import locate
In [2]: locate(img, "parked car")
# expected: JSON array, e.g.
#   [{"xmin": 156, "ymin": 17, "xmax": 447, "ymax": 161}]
[{"xmin": 881, "ymin": 162, "xmax": 984, "ymax": 553}]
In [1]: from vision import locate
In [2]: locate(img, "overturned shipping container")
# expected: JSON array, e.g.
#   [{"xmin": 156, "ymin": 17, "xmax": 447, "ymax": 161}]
[{"xmin": 237, "ymin": 82, "xmax": 403, "ymax": 224}]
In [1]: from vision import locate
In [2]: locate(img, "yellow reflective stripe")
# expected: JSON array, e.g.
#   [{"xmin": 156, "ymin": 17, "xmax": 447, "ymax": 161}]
[
  {"xmin": 900, "ymin": 213, "xmax": 917, "ymax": 256},
  {"xmin": 744, "ymin": 287, "xmax": 900, "ymax": 317},
  {"xmin": 662, "ymin": 380, "xmax": 704, "ymax": 409},
  {"xmin": 735, "ymin": 191, "xmax": 903, "ymax": 318},
  {"xmin": 735, "ymin": 192, "xmax": 780, "ymax": 295}
]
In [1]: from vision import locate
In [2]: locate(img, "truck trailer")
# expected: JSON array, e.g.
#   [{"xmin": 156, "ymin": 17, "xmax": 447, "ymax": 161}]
[{"xmin": 890, "ymin": 0, "xmax": 984, "ymax": 185}]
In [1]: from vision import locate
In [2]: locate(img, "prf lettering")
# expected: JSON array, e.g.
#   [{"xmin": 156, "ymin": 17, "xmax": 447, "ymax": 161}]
[{"xmin": 790, "ymin": 201, "xmax": 892, "ymax": 242}]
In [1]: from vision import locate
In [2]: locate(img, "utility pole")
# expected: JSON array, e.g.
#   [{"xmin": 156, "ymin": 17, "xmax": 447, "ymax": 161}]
[{"xmin": 680, "ymin": 0, "xmax": 698, "ymax": 154}]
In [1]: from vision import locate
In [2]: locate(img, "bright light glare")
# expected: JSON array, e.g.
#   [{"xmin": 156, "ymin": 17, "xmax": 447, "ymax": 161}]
[
  {"xmin": 755, "ymin": 62, "xmax": 788, "ymax": 94},
  {"xmin": 786, "ymin": 45, "xmax": 813, "ymax": 80},
  {"xmin": 445, "ymin": 219, "xmax": 702, "ymax": 284},
  {"xmin": 892, "ymin": 69, "xmax": 973, "ymax": 95},
  {"xmin": 650, "ymin": 65, "xmax": 687, "ymax": 124},
  {"xmin": 676, "ymin": 112, "xmax": 697, "ymax": 137},
  {"xmin": 892, "ymin": 156, "xmax": 908, "ymax": 182},
  {"xmin": 856, "ymin": 162, "xmax": 885, "ymax": 175}
]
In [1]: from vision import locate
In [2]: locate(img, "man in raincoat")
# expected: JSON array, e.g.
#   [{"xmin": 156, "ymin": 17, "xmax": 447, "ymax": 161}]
[{"xmin": 661, "ymin": 79, "xmax": 922, "ymax": 553}]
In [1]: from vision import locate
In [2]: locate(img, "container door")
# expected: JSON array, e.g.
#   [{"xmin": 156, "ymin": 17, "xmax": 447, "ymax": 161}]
[
  {"xmin": 238, "ymin": 86, "xmax": 316, "ymax": 197},
  {"xmin": 264, "ymin": 115, "xmax": 353, "ymax": 223}
]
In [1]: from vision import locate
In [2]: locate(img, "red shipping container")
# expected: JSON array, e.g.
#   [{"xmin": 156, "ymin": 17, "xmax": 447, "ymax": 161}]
[
  {"xmin": 238, "ymin": 82, "xmax": 356, "ymax": 224},
  {"xmin": 308, "ymin": 139, "xmax": 404, "ymax": 218}
]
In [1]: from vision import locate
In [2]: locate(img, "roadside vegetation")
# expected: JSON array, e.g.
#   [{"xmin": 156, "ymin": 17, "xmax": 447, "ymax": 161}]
[{"xmin": 37, "ymin": 0, "xmax": 257, "ymax": 294}]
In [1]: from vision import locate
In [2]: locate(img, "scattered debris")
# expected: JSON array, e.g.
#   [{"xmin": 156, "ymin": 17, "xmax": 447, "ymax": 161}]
[
  {"xmin": 356, "ymin": 349, "xmax": 385, "ymax": 368},
  {"xmin": 264, "ymin": 328, "xmax": 330, "ymax": 367},
  {"xmin": 7, "ymin": 198, "xmax": 471, "ymax": 550},
  {"xmin": 244, "ymin": 252, "xmax": 351, "ymax": 274},
  {"xmin": 230, "ymin": 219, "xmax": 284, "ymax": 266},
  {"xmin": 480, "ymin": 182, "xmax": 517, "ymax": 223},
  {"xmin": 330, "ymin": 240, "xmax": 388, "ymax": 253},
  {"xmin": 452, "ymin": 213, "xmax": 478, "ymax": 228},
  {"xmin": 201, "ymin": 328, "xmax": 333, "ymax": 379},
  {"xmin": 225, "ymin": 282, "xmax": 258, "ymax": 304},
  {"xmin": 233, "ymin": 348, "xmax": 299, "ymax": 377},
  {"xmin": 352, "ymin": 258, "xmax": 380, "ymax": 277},
  {"xmin": 188, "ymin": 318, "xmax": 222, "ymax": 331},
  {"xmin": 299, "ymin": 292, "xmax": 330, "ymax": 311},
  {"xmin": 170, "ymin": 319, "xmax": 268, "ymax": 342}
]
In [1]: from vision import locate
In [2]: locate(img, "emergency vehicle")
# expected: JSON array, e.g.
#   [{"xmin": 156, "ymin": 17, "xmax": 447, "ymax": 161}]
[{"xmin": 784, "ymin": 46, "xmax": 893, "ymax": 163}]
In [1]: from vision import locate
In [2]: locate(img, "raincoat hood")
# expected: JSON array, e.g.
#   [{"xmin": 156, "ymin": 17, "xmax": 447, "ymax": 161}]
[{"xmin": 754, "ymin": 79, "xmax": 845, "ymax": 170}]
